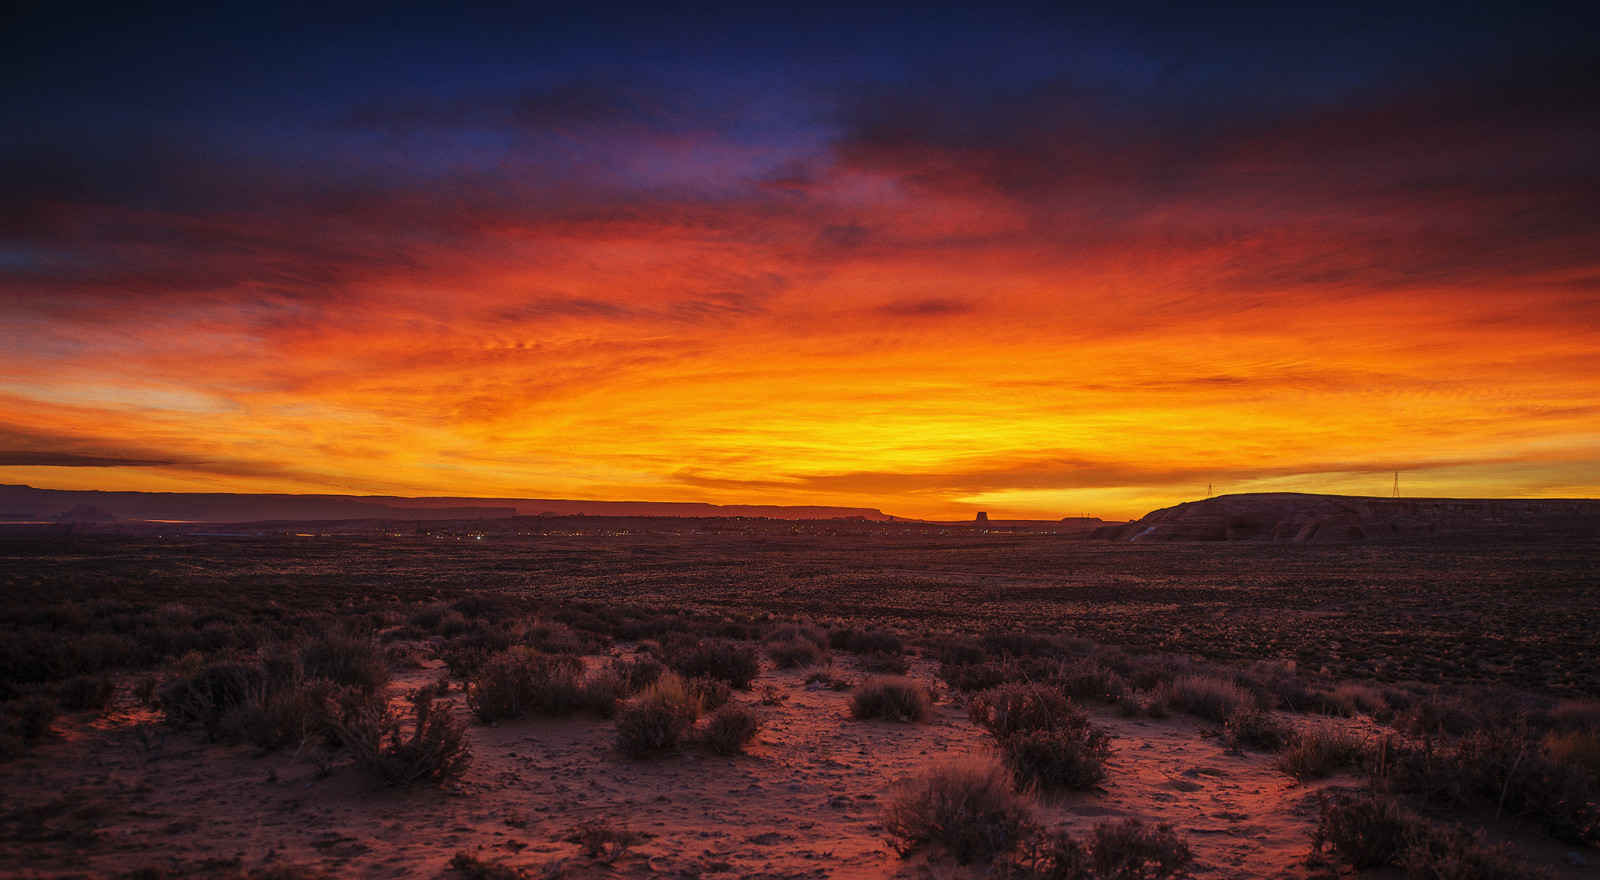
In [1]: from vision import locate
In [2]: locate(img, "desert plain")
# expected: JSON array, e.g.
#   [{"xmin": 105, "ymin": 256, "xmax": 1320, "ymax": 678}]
[{"xmin": 1, "ymin": 518, "xmax": 1596, "ymax": 879}]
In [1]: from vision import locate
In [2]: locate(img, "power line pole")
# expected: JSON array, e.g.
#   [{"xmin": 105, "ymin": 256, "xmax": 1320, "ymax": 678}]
[{"xmin": 1392, "ymin": 471, "xmax": 1399, "ymax": 498}]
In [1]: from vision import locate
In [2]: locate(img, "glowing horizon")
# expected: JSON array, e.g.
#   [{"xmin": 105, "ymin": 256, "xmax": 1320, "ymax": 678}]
[{"xmin": 3, "ymin": 5, "xmax": 1596, "ymax": 522}]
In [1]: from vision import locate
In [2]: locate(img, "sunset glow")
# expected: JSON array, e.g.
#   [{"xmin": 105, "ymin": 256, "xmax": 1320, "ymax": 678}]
[{"xmin": 3, "ymin": 4, "xmax": 1596, "ymax": 519}]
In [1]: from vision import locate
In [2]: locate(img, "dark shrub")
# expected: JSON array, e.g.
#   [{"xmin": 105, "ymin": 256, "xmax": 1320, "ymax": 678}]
[
  {"xmin": 766, "ymin": 638, "xmax": 823, "ymax": 669},
  {"xmin": 940, "ymin": 656, "xmax": 1059, "ymax": 694},
  {"xmin": 661, "ymin": 638, "xmax": 761, "ymax": 689},
  {"xmin": 607, "ymin": 655, "xmax": 664, "ymax": 695},
  {"xmin": 524, "ymin": 620, "xmax": 610, "ymax": 656},
  {"xmin": 158, "ymin": 659, "xmax": 262, "ymax": 741},
  {"xmin": 53, "ymin": 674, "xmax": 118, "ymax": 711},
  {"xmin": 1457, "ymin": 726, "xmax": 1599, "ymax": 845},
  {"xmin": 579, "ymin": 669, "xmax": 628, "ymax": 718},
  {"xmin": 225, "ymin": 680, "xmax": 333, "ymax": 752},
  {"xmin": 1153, "ymin": 675, "xmax": 1254, "ymax": 724},
  {"xmin": 1050, "ymin": 657, "xmax": 1127, "ymax": 702},
  {"xmin": 615, "ymin": 673, "xmax": 701, "ymax": 758},
  {"xmin": 1545, "ymin": 729, "xmax": 1600, "ymax": 781},
  {"xmin": 447, "ymin": 851, "xmax": 524, "ymax": 880},
  {"xmin": 1313, "ymin": 791, "xmax": 1416, "ymax": 870},
  {"xmin": 1222, "ymin": 706, "xmax": 1294, "ymax": 752},
  {"xmin": 983, "ymin": 632, "xmax": 1060, "ymax": 659},
  {"xmin": 968, "ymin": 682, "xmax": 1086, "ymax": 739},
  {"xmin": 858, "ymin": 651, "xmax": 909, "ymax": 675},
  {"xmin": 849, "ymin": 677, "xmax": 932, "ymax": 722},
  {"xmin": 923, "ymin": 634, "xmax": 986, "ymax": 665},
  {"xmin": 340, "ymin": 690, "xmax": 472, "ymax": 786},
  {"xmin": 698, "ymin": 703, "xmax": 765, "ymax": 755},
  {"xmin": 4, "ymin": 694, "xmax": 60, "ymax": 742},
  {"xmin": 830, "ymin": 627, "xmax": 905, "ymax": 656},
  {"xmin": 0, "ymin": 631, "xmax": 77, "ymax": 699},
  {"xmin": 882, "ymin": 758, "xmax": 1036, "ymax": 862},
  {"xmin": 449, "ymin": 593, "xmax": 524, "ymax": 622},
  {"xmin": 466, "ymin": 648, "xmax": 585, "ymax": 722},
  {"xmin": 766, "ymin": 621, "xmax": 828, "ymax": 649},
  {"xmin": 685, "ymin": 676, "xmax": 732, "ymax": 713},
  {"xmin": 1274, "ymin": 728, "xmax": 1362, "ymax": 781},
  {"xmin": 299, "ymin": 635, "xmax": 391, "ymax": 695},
  {"xmin": 999, "ymin": 726, "xmax": 1112, "ymax": 791},
  {"xmin": 1089, "ymin": 818, "xmax": 1194, "ymax": 880},
  {"xmin": 436, "ymin": 626, "xmax": 516, "ymax": 677},
  {"xmin": 1399, "ymin": 823, "xmax": 1550, "ymax": 880},
  {"xmin": 1367, "ymin": 735, "xmax": 1471, "ymax": 808}
]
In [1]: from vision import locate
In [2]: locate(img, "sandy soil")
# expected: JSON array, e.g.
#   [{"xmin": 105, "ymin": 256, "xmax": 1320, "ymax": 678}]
[{"xmin": 1, "ymin": 652, "xmax": 1590, "ymax": 880}]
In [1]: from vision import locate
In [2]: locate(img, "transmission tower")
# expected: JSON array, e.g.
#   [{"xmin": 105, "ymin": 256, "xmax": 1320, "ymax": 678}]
[
  {"xmin": 1392, "ymin": 471, "xmax": 1399, "ymax": 498},
  {"xmin": 1206, "ymin": 482, "xmax": 1212, "ymax": 499}
]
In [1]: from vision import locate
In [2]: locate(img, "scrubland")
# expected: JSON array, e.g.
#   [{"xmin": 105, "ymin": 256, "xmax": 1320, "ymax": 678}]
[{"xmin": 0, "ymin": 525, "xmax": 1596, "ymax": 878}]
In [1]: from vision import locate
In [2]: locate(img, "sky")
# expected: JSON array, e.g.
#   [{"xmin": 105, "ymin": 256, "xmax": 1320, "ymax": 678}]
[{"xmin": 2, "ymin": 1, "xmax": 1597, "ymax": 520}]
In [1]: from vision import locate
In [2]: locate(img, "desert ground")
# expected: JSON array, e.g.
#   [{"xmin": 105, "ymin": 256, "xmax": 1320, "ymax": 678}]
[{"xmin": 1, "ymin": 523, "xmax": 1596, "ymax": 879}]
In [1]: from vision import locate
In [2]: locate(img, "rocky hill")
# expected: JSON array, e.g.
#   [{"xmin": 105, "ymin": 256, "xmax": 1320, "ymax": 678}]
[{"xmin": 1094, "ymin": 493, "xmax": 1600, "ymax": 542}]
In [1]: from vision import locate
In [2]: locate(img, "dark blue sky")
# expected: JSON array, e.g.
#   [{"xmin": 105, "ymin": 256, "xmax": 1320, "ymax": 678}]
[{"xmin": 3, "ymin": 2, "xmax": 1597, "ymax": 515}]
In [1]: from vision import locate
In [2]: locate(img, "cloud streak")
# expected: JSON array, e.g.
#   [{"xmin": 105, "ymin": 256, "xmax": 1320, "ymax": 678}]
[{"xmin": 1, "ymin": 5, "xmax": 1595, "ymax": 518}]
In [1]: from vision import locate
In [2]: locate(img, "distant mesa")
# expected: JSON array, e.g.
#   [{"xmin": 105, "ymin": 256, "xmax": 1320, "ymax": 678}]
[
  {"xmin": 0, "ymin": 485, "xmax": 894, "ymax": 525},
  {"xmin": 975, "ymin": 511, "xmax": 988, "ymax": 522},
  {"xmin": 1095, "ymin": 493, "xmax": 1600, "ymax": 543},
  {"xmin": 49, "ymin": 504, "xmax": 119, "ymax": 523}
]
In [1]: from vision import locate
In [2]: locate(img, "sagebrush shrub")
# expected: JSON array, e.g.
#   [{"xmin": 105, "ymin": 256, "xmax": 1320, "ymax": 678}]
[
  {"xmin": 225, "ymin": 680, "xmax": 332, "ymax": 751},
  {"xmin": 608, "ymin": 655, "xmax": 665, "ymax": 695},
  {"xmin": 578, "ymin": 669, "xmax": 627, "ymax": 718},
  {"xmin": 299, "ymin": 634, "xmax": 391, "ymax": 695},
  {"xmin": 849, "ymin": 676, "xmax": 932, "ymax": 722},
  {"xmin": 829, "ymin": 626, "xmax": 904, "ymax": 656},
  {"xmin": 1154, "ymin": 674, "xmax": 1253, "ymax": 724},
  {"xmin": 158, "ymin": 658, "xmax": 262, "ymax": 741},
  {"xmin": 698, "ymin": 703, "xmax": 765, "ymax": 755},
  {"xmin": 1088, "ymin": 818, "xmax": 1193, "ymax": 880},
  {"xmin": 766, "ymin": 638, "xmax": 823, "ymax": 669},
  {"xmin": 685, "ymin": 675, "xmax": 732, "ymax": 712},
  {"xmin": 1313, "ymin": 791, "xmax": 1416, "ymax": 869},
  {"xmin": 968, "ymin": 682, "xmax": 1086, "ymax": 739},
  {"xmin": 661, "ymin": 638, "xmax": 761, "ymax": 689},
  {"xmin": 881, "ymin": 758, "xmax": 1036, "ymax": 862},
  {"xmin": 53, "ymin": 674, "xmax": 118, "ymax": 711},
  {"xmin": 340, "ymin": 690, "xmax": 472, "ymax": 786},
  {"xmin": 1457, "ymin": 726, "xmax": 1599, "ymax": 845},
  {"xmin": 466, "ymin": 648, "xmax": 585, "ymax": 722},
  {"xmin": 447, "ymin": 850, "xmax": 524, "ymax": 879},
  {"xmin": 1545, "ymin": 728, "xmax": 1600, "ymax": 781},
  {"xmin": 999, "ymin": 725, "xmax": 1112, "ymax": 791},
  {"xmin": 1399, "ymin": 823, "xmax": 1549, "ymax": 880},
  {"xmin": 858, "ymin": 651, "xmax": 909, "ymax": 675},
  {"xmin": 766, "ymin": 621, "xmax": 828, "ymax": 649},
  {"xmin": 615, "ymin": 673, "xmax": 701, "ymax": 758},
  {"xmin": 1222, "ymin": 706, "xmax": 1293, "ymax": 752},
  {"xmin": 4, "ymin": 694, "xmax": 60, "ymax": 743},
  {"xmin": 940, "ymin": 658, "xmax": 1055, "ymax": 694},
  {"xmin": 1274, "ymin": 727, "xmax": 1362, "ymax": 780},
  {"xmin": 1050, "ymin": 657, "xmax": 1127, "ymax": 702},
  {"xmin": 1318, "ymin": 681, "xmax": 1392, "ymax": 719}
]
